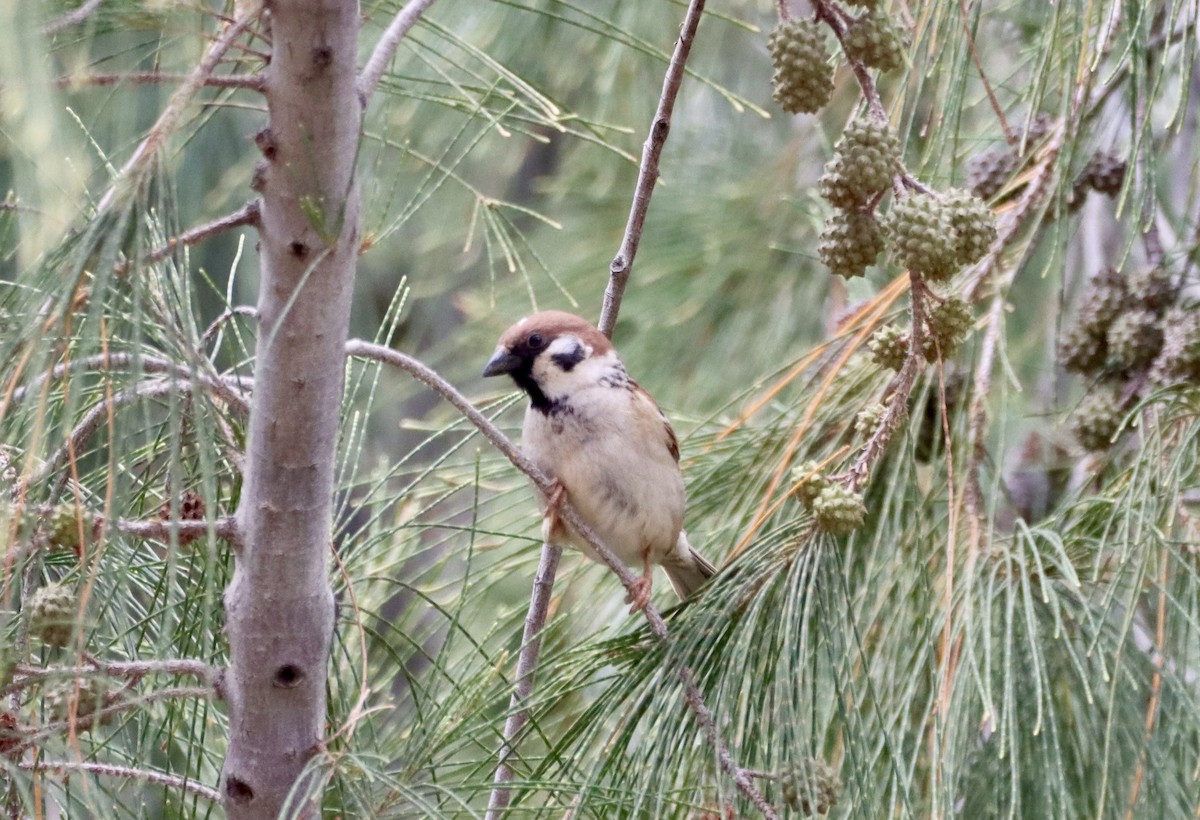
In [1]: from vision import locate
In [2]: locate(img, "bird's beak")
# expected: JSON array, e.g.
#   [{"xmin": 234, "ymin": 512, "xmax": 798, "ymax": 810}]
[{"xmin": 482, "ymin": 347, "xmax": 522, "ymax": 377}]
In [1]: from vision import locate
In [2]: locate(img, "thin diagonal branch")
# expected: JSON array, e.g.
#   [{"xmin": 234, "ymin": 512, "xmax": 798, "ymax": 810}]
[
  {"xmin": 345, "ymin": 339, "xmax": 777, "ymax": 818},
  {"xmin": 12, "ymin": 686, "xmax": 212, "ymax": 755},
  {"xmin": 203, "ymin": 306, "xmax": 258, "ymax": 344},
  {"xmin": 141, "ymin": 200, "xmax": 260, "ymax": 266},
  {"xmin": 19, "ymin": 760, "xmax": 220, "ymax": 802},
  {"xmin": 42, "ymin": 0, "xmax": 105, "ymax": 35},
  {"xmin": 96, "ymin": 12, "xmax": 259, "ymax": 213},
  {"xmin": 8, "ymin": 352, "xmax": 246, "ymax": 406},
  {"xmin": 357, "ymin": 0, "xmax": 440, "ymax": 103},
  {"xmin": 598, "ymin": 0, "xmax": 707, "ymax": 337},
  {"xmin": 485, "ymin": 541, "xmax": 561, "ymax": 819},
  {"xmin": 19, "ymin": 376, "xmax": 250, "ymax": 495}
]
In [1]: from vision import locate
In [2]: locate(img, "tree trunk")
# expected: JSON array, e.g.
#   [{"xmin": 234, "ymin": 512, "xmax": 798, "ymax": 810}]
[{"xmin": 221, "ymin": 0, "xmax": 361, "ymax": 815}]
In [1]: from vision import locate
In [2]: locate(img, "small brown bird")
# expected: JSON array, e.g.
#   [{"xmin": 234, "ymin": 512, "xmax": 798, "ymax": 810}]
[{"xmin": 483, "ymin": 311, "xmax": 715, "ymax": 609}]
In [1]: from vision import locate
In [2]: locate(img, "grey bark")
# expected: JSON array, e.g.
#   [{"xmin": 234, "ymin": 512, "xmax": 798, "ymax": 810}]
[{"xmin": 221, "ymin": 0, "xmax": 361, "ymax": 816}]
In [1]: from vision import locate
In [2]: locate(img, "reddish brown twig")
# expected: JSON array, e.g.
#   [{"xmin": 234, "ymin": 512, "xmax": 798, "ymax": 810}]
[{"xmin": 598, "ymin": 0, "xmax": 707, "ymax": 337}]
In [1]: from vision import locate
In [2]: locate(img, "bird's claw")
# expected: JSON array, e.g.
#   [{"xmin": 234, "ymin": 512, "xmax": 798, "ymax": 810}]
[{"xmin": 625, "ymin": 576, "xmax": 652, "ymax": 613}]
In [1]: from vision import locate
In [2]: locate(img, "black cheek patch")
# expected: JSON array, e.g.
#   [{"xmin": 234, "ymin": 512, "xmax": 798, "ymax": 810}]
[{"xmin": 550, "ymin": 342, "xmax": 586, "ymax": 372}]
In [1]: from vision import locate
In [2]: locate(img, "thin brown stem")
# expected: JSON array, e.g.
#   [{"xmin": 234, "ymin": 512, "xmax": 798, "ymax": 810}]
[
  {"xmin": 844, "ymin": 276, "xmax": 929, "ymax": 492},
  {"xmin": 42, "ymin": 0, "xmax": 105, "ymax": 35},
  {"xmin": 110, "ymin": 515, "xmax": 238, "ymax": 544},
  {"xmin": 345, "ymin": 339, "xmax": 777, "ymax": 817},
  {"xmin": 8, "ymin": 352, "xmax": 247, "ymax": 407},
  {"xmin": 956, "ymin": 0, "xmax": 1008, "ymax": 137},
  {"xmin": 96, "ymin": 11, "xmax": 259, "ymax": 213},
  {"xmin": 20, "ymin": 377, "xmax": 250, "ymax": 495},
  {"xmin": 202, "ymin": 305, "xmax": 258, "ymax": 345},
  {"xmin": 485, "ymin": 542, "xmax": 561, "ymax": 819},
  {"xmin": 140, "ymin": 200, "xmax": 260, "ymax": 266},
  {"xmin": 11, "ymin": 686, "xmax": 211, "ymax": 755},
  {"xmin": 1123, "ymin": 547, "xmax": 1168, "ymax": 819},
  {"xmin": 598, "ymin": 0, "xmax": 707, "ymax": 337},
  {"xmin": 812, "ymin": 0, "xmax": 885, "ymax": 122}
]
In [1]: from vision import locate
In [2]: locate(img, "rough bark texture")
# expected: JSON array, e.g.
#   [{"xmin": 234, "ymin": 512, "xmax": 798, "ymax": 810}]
[{"xmin": 221, "ymin": 0, "xmax": 361, "ymax": 815}]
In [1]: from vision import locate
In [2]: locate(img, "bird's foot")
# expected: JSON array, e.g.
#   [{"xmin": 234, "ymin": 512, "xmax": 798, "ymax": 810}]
[
  {"xmin": 625, "ymin": 576, "xmax": 652, "ymax": 613},
  {"xmin": 625, "ymin": 549, "xmax": 654, "ymax": 613},
  {"xmin": 542, "ymin": 479, "xmax": 566, "ymax": 540}
]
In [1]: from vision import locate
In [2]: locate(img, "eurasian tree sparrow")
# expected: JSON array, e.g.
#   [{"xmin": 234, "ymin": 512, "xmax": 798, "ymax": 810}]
[{"xmin": 483, "ymin": 311, "xmax": 716, "ymax": 609}]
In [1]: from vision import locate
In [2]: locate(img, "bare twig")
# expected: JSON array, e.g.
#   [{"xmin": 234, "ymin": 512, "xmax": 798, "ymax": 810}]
[
  {"xmin": 56, "ymin": 72, "xmax": 265, "ymax": 91},
  {"xmin": 956, "ymin": 0, "xmax": 1008, "ymax": 137},
  {"xmin": 1123, "ymin": 545, "xmax": 1168, "ymax": 819},
  {"xmin": 8, "ymin": 352, "xmax": 248, "ymax": 407},
  {"xmin": 598, "ymin": 0, "xmax": 707, "ymax": 337},
  {"xmin": 20, "ymin": 377, "xmax": 250, "ymax": 494},
  {"xmin": 812, "ymin": 0, "xmax": 885, "ymax": 122},
  {"xmin": 357, "ymin": 0, "xmax": 440, "ymax": 103},
  {"xmin": 485, "ymin": 542, "xmax": 561, "ymax": 818},
  {"xmin": 843, "ymin": 277, "xmax": 930, "ymax": 492},
  {"xmin": 19, "ymin": 760, "xmax": 220, "ymax": 802},
  {"xmin": 110, "ymin": 515, "xmax": 238, "ymax": 544},
  {"xmin": 202, "ymin": 306, "xmax": 258, "ymax": 345},
  {"xmin": 6, "ymin": 658, "xmax": 216, "ymax": 697},
  {"xmin": 96, "ymin": 11, "xmax": 259, "ymax": 213},
  {"xmin": 139, "ymin": 200, "xmax": 260, "ymax": 267},
  {"xmin": 345, "ymin": 340, "xmax": 777, "ymax": 817},
  {"xmin": 42, "ymin": 0, "xmax": 105, "ymax": 35},
  {"xmin": 11, "ymin": 686, "xmax": 211, "ymax": 755}
]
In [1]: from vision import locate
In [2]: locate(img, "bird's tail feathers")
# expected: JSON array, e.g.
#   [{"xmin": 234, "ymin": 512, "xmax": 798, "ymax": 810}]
[{"xmin": 663, "ymin": 531, "xmax": 717, "ymax": 600}]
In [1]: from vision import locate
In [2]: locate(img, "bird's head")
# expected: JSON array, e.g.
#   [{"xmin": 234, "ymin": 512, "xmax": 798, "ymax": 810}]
[{"xmin": 483, "ymin": 311, "xmax": 620, "ymax": 412}]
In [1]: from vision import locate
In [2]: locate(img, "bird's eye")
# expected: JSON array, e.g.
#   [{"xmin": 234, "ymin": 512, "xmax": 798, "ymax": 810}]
[{"xmin": 527, "ymin": 332, "xmax": 545, "ymax": 349}]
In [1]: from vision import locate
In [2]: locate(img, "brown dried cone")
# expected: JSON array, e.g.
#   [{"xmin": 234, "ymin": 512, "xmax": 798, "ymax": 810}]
[
  {"xmin": 1008, "ymin": 113, "xmax": 1054, "ymax": 150},
  {"xmin": 966, "ymin": 148, "xmax": 1018, "ymax": 201},
  {"xmin": 1079, "ymin": 151, "xmax": 1126, "ymax": 196},
  {"xmin": 780, "ymin": 756, "xmax": 842, "ymax": 815},
  {"xmin": 884, "ymin": 194, "xmax": 958, "ymax": 282},
  {"xmin": 768, "ymin": 20, "xmax": 835, "ymax": 114},
  {"xmin": 842, "ymin": 10, "xmax": 905, "ymax": 72},
  {"xmin": 812, "ymin": 484, "xmax": 867, "ymax": 535},
  {"xmin": 1070, "ymin": 384, "xmax": 1127, "ymax": 452},
  {"xmin": 0, "ymin": 711, "xmax": 23, "ymax": 756},
  {"xmin": 868, "ymin": 324, "xmax": 909, "ymax": 371},
  {"xmin": 1058, "ymin": 322, "xmax": 1108, "ymax": 376},
  {"xmin": 791, "ymin": 461, "xmax": 831, "ymax": 507},
  {"xmin": 1150, "ymin": 307, "xmax": 1200, "ymax": 384},
  {"xmin": 27, "ymin": 582, "xmax": 78, "ymax": 648},
  {"xmin": 157, "ymin": 490, "xmax": 208, "ymax": 544},
  {"xmin": 1106, "ymin": 308, "xmax": 1163, "ymax": 371},
  {"xmin": 1077, "ymin": 267, "xmax": 1129, "ymax": 331},
  {"xmin": 1127, "ymin": 267, "xmax": 1174, "ymax": 314},
  {"xmin": 818, "ymin": 209, "xmax": 885, "ymax": 278}
]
